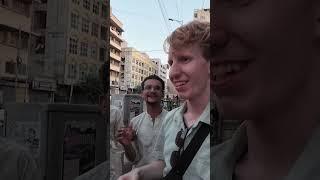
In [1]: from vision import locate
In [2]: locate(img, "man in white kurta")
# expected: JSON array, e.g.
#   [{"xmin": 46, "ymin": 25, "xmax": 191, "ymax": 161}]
[{"xmin": 117, "ymin": 75, "xmax": 167, "ymax": 169}]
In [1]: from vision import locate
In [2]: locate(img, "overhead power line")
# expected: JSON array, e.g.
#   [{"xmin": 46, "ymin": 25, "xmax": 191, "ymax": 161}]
[
  {"xmin": 122, "ymin": 49, "xmax": 166, "ymax": 53},
  {"xmin": 160, "ymin": 0, "xmax": 172, "ymax": 30},
  {"xmin": 175, "ymin": 0, "xmax": 180, "ymax": 20},
  {"xmin": 202, "ymin": 0, "xmax": 207, "ymax": 9},
  {"xmin": 155, "ymin": 0, "xmax": 171, "ymax": 33},
  {"xmin": 112, "ymin": 8, "xmax": 158, "ymax": 20}
]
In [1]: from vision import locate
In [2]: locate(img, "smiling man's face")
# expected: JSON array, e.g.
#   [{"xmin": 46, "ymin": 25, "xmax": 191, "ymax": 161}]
[
  {"xmin": 142, "ymin": 79, "xmax": 163, "ymax": 104},
  {"xmin": 169, "ymin": 44, "xmax": 210, "ymax": 101}
]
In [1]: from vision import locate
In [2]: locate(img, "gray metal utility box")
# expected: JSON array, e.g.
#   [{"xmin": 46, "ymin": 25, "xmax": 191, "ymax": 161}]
[{"xmin": 3, "ymin": 103, "xmax": 106, "ymax": 180}]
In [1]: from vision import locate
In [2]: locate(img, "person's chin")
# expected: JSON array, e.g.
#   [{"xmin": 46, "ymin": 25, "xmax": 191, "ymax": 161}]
[
  {"xmin": 218, "ymin": 96, "xmax": 252, "ymax": 121},
  {"xmin": 177, "ymin": 92, "xmax": 191, "ymax": 100}
]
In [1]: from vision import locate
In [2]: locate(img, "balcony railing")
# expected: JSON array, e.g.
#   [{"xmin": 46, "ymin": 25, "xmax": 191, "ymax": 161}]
[
  {"xmin": 110, "ymin": 40, "xmax": 121, "ymax": 50},
  {"xmin": 110, "ymin": 52, "xmax": 121, "ymax": 61}
]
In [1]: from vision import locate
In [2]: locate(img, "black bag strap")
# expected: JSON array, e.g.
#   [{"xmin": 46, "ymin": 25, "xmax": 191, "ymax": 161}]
[{"xmin": 164, "ymin": 122, "xmax": 212, "ymax": 179}]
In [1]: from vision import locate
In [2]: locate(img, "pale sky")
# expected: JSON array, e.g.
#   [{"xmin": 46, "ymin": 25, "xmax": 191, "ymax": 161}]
[{"xmin": 110, "ymin": 0, "xmax": 210, "ymax": 65}]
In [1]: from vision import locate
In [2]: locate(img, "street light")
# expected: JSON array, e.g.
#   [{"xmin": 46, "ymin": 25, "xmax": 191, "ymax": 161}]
[{"xmin": 168, "ymin": 18, "xmax": 183, "ymax": 25}]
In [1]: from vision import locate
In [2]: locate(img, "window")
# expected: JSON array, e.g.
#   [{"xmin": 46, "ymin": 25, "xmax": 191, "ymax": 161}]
[
  {"xmin": 0, "ymin": 0, "xmax": 8, "ymax": 6},
  {"xmin": 101, "ymin": 4, "xmax": 107, "ymax": 17},
  {"xmin": 89, "ymin": 64, "xmax": 97, "ymax": 76},
  {"xmin": 80, "ymin": 42, "xmax": 88, "ymax": 56},
  {"xmin": 100, "ymin": 26, "xmax": 107, "ymax": 41},
  {"xmin": 91, "ymin": 22, "xmax": 98, "ymax": 37},
  {"xmin": 82, "ymin": 17, "xmax": 89, "ymax": 33},
  {"xmin": 4, "ymin": 61, "xmax": 26, "ymax": 75},
  {"xmin": 0, "ymin": 31, "xmax": 8, "ymax": 44},
  {"xmin": 71, "ymin": 13, "xmax": 79, "ymax": 29},
  {"xmin": 5, "ymin": 61, "xmax": 15, "ymax": 74},
  {"xmin": 68, "ymin": 63, "xmax": 77, "ymax": 79},
  {"xmin": 91, "ymin": 43, "xmax": 97, "ymax": 59},
  {"xmin": 9, "ymin": 32, "xmax": 18, "ymax": 47},
  {"xmin": 69, "ymin": 37, "xmax": 78, "ymax": 54},
  {"xmin": 79, "ymin": 63, "xmax": 88, "ymax": 81},
  {"xmin": 93, "ymin": 1, "xmax": 99, "ymax": 15},
  {"xmin": 99, "ymin": 47, "xmax": 105, "ymax": 62},
  {"xmin": 83, "ymin": 0, "xmax": 90, "ymax": 10},
  {"xmin": 12, "ymin": 0, "xmax": 29, "ymax": 16}
]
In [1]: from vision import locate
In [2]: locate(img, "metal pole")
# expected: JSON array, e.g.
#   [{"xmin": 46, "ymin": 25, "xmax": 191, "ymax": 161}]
[
  {"xmin": 15, "ymin": 26, "xmax": 22, "ymax": 102},
  {"xmin": 25, "ymin": 1, "xmax": 33, "ymax": 103},
  {"xmin": 68, "ymin": 82, "xmax": 74, "ymax": 104}
]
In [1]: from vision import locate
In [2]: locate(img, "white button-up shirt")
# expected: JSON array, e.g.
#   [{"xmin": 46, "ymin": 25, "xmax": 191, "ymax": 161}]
[
  {"xmin": 130, "ymin": 109, "xmax": 168, "ymax": 167},
  {"xmin": 153, "ymin": 102, "xmax": 211, "ymax": 180}
]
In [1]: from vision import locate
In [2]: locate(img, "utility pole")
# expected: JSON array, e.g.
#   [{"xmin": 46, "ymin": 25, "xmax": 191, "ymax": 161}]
[
  {"xmin": 15, "ymin": 26, "xmax": 22, "ymax": 102},
  {"xmin": 25, "ymin": 0, "xmax": 34, "ymax": 103},
  {"xmin": 68, "ymin": 81, "xmax": 74, "ymax": 104}
]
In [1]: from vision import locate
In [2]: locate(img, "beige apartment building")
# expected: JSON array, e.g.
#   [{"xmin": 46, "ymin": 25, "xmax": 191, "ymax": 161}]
[
  {"xmin": 151, "ymin": 58, "xmax": 168, "ymax": 94},
  {"xmin": 122, "ymin": 47, "xmax": 157, "ymax": 92},
  {"xmin": 0, "ymin": 0, "xmax": 110, "ymax": 104},
  {"xmin": 110, "ymin": 8, "xmax": 123, "ymax": 94},
  {"xmin": 41, "ymin": 0, "xmax": 110, "ymax": 103},
  {"xmin": 64, "ymin": 0, "xmax": 108, "ymax": 85}
]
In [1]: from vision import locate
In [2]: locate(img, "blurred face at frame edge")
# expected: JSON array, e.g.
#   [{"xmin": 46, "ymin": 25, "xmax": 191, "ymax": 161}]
[{"xmin": 211, "ymin": 0, "xmax": 320, "ymax": 121}]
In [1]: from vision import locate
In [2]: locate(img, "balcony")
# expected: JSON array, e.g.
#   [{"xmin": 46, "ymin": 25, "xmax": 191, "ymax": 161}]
[
  {"xmin": 110, "ymin": 39, "xmax": 121, "ymax": 51},
  {"xmin": 110, "ymin": 51, "xmax": 121, "ymax": 61},
  {"xmin": 110, "ymin": 14, "xmax": 123, "ymax": 31},
  {"xmin": 110, "ymin": 63, "xmax": 120, "ymax": 73},
  {"xmin": 0, "ymin": 8, "xmax": 31, "ymax": 31},
  {"xmin": 110, "ymin": 80, "xmax": 119, "ymax": 87},
  {"xmin": 110, "ymin": 28, "xmax": 122, "ymax": 41}
]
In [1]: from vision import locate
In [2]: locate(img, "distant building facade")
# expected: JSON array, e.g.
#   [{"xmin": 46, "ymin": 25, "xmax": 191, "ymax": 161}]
[
  {"xmin": 194, "ymin": 8, "xmax": 210, "ymax": 22},
  {"xmin": 151, "ymin": 58, "xmax": 168, "ymax": 94},
  {"xmin": 0, "ymin": 0, "xmax": 110, "ymax": 104},
  {"xmin": 110, "ymin": 8, "xmax": 123, "ymax": 95},
  {"xmin": 121, "ymin": 47, "xmax": 157, "ymax": 93}
]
